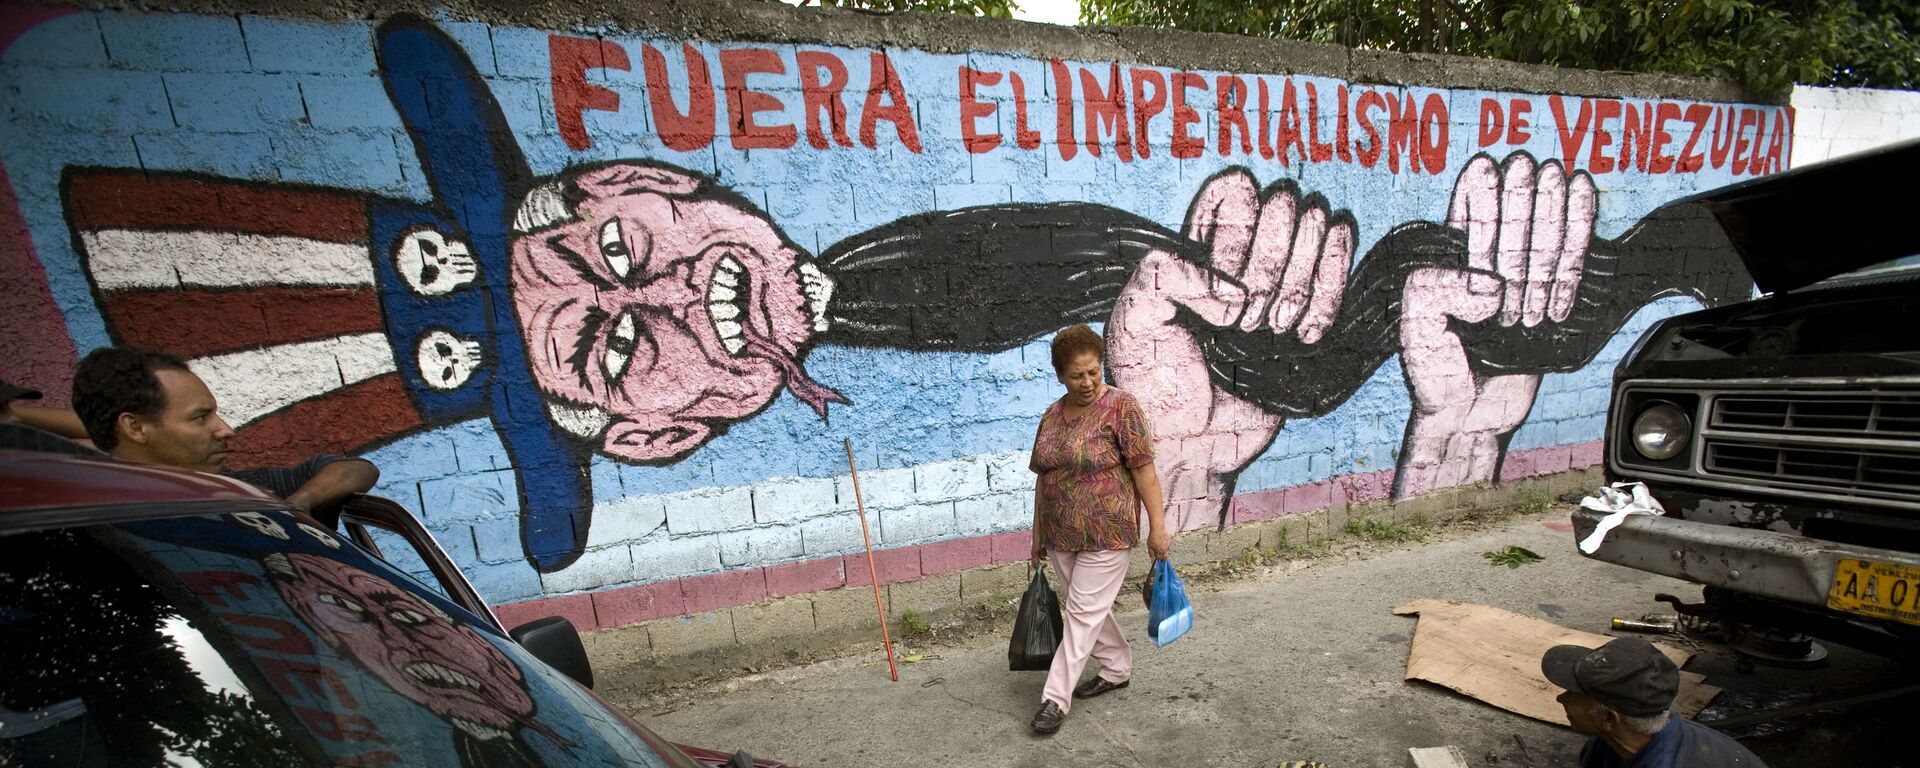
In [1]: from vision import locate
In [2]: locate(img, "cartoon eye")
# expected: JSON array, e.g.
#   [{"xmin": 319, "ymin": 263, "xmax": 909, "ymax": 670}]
[
  {"xmin": 603, "ymin": 310, "xmax": 639, "ymax": 383},
  {"xmin": 317, "ymin": 592, "xmax": 367, "ymax": 617},
  {"xmin": 598, "ymin": 219, "xmax": 631, "ymax": 279},
  {"xmin": 386, "ymin": 606, "xmax": 433, "ymax": 627}
]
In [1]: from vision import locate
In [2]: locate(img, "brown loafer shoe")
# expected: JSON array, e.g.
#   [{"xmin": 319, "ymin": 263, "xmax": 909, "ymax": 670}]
[
  {"xmin": 1073, "ymin": 676, "xmax": 1130, "ymax": 699},
  {"xmin": 1030, "ymin": 701, "xmax": 1065, "ymax": 735}
]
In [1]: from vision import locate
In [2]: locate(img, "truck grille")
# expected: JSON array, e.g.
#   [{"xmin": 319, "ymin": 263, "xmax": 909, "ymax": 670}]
[
  {"xmin": 1702, "ymin": 390, "xmax": 1920, "ymax": 505},
  {"xmin": 1713, "ymin": 394, "xmax": 1920, "ymax": 437}
]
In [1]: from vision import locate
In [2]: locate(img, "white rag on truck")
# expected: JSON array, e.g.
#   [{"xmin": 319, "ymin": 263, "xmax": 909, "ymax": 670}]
[{"xmin": 1577, "ymin": 482, "xmax": 1666, "ymax": 554}]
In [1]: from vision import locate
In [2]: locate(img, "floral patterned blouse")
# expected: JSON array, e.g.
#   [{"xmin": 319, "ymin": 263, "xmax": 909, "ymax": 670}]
[{"xmin": 1030, "ymin": 387, "xmax": 1156, "ymax": 551}]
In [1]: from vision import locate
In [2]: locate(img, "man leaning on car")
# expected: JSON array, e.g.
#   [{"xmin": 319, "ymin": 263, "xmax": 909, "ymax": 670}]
[{"xmin": 71, "ymin": 346, "xmax": 379, "ymax": 523}]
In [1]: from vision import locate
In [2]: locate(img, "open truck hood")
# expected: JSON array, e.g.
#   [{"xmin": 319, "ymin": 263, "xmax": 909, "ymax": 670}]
[{"xmin": 1660, "ymin": 136, "xmax": 1920, "ymax": 294}]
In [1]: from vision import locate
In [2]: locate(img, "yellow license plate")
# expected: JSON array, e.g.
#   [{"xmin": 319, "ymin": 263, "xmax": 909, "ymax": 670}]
[{"xmin": 1828, "ymin": 558, "xmax": 1920, "ymax": 627}]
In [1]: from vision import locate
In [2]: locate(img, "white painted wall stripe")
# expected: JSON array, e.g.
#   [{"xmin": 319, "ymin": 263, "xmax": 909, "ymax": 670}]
[
  {"xmin": 190, "ymin": 333, "xmax": 396, "ymax": 427},
  {"xmin": 82, "ymin": 229, "xmax": 375, "ymax": 290}
]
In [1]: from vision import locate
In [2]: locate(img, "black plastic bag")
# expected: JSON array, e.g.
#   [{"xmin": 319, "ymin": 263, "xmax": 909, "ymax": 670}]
[{"xmin": 1008, "ymin": 566, "xmax": 1064, "ymax": 671}]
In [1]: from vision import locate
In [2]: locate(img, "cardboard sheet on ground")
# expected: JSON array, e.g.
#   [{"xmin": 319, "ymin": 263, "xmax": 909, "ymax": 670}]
[{"xmin": 1393, "ymin": 599, "xmax": 1720, "ymax": 726}]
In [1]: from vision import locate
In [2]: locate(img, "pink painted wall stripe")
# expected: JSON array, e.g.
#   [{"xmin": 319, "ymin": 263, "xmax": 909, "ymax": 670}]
[{"xmin": 0, "ymin": 6, "xmax": 80, "ymax": 404}]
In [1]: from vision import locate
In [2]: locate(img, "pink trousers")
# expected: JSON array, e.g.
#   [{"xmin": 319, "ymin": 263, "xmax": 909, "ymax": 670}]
[{"xmin": 1042, "ymin": 547, "xmax": 1134, "ymax": 712}]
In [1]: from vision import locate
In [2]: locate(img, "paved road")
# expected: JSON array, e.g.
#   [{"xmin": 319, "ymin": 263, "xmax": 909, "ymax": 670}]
[{"xmin": 628, "ymin": 510, "xmax": 1912, "ymax": 767}]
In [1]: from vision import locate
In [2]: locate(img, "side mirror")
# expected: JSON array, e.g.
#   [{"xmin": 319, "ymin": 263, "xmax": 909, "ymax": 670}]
[{"xmin": 509, "ymin": 616, "xmax": 594, "ymax": 689}]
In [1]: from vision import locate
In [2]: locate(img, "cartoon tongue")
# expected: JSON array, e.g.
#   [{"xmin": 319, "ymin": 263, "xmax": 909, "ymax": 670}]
[{"xmin": 740, "ymin": 332, "xmax": 847, "ymax": 420}]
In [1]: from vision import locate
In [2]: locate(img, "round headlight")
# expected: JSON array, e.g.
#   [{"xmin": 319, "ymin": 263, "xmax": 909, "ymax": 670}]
[{"xmin": 1631, "ymin": 403, "xmax": 1691, "ymax": 461}]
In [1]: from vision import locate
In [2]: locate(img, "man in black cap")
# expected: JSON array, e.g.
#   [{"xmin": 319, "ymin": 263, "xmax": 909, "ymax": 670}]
[
  {"xmin": 1542, "ymin": 637, "xmax": 1768, "ymax": 767},
  {"xmin": 2, "ymin": 379, "xmax": 102, "ymax": 454},
  {"xmin": 0, "ymin": 379, "xmax": 37, "ymax": 424}
]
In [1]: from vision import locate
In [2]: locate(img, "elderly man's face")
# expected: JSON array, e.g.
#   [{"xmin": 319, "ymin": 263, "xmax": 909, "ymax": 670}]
[{"xmin": 1557, "ymin": 690, "xmax": 1612, "ymax": 736}]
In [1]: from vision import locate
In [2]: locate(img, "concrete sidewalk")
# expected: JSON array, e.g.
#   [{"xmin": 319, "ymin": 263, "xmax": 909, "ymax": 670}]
[{"xmin": 617, "ymin": 512, "xmax": 1700, "ymax": 767}]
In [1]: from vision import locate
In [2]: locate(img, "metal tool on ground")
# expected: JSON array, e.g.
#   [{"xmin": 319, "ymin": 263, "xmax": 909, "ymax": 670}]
[
  {"xmin": 1610, "ymin": 614, "xmax": 1680, "ymax": 633},
  {"xmin": 1654, "ymin": 592, "xmax": 1828, "ymax": 667},
  {"xmin": 845, "ymin": 438, "xmax": 899, "ymax": 682}
]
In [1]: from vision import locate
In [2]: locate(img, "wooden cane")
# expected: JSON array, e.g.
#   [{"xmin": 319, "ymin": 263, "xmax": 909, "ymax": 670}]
[{"xmin": 845, "ymin": 438, "xmax": 899, "ymax": 682}]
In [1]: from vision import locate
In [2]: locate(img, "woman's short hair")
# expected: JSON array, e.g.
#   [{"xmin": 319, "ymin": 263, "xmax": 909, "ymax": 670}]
[{"xmin": 1050, "ymin": 324, "xmax": 1105, "ymax": 373}]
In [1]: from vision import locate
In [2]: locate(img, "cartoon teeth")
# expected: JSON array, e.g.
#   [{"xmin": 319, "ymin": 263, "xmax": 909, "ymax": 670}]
[
  {"xmin": 451, "ymin": 719, "xmax": 511, "ymax": 741},
  {"xmin": 709, "ymin": 255, "xmax": 748, "ymax": 355},
  {"xmin": 404, "ymin": 660, "xmax": 483, "ymax": 691},
  {"xmin": 799, "ymin": 262, "xmax": 833, "ymax": 332},
  {"xmin": 546, "ymin": 398, "xmax": 612, "ymax": 439}
]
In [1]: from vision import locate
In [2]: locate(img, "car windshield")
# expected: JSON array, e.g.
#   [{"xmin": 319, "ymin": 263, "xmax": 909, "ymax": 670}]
[{"xmin": 1, "ymin": 508, "xmax": 693, "ymax": 768}]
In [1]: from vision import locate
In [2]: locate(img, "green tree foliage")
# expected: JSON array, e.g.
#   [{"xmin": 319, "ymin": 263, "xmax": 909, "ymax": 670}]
[
  {"xmin": 793, "ymin": 0, "xmax": 1019, "ymax": 19},
  {"xmin": 1081, "ymin": 0, "xmax": 1920, "ymax": 95}
]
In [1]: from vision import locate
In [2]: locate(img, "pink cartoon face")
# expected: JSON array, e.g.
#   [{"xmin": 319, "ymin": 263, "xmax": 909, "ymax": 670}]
[
  {"xmin": 269, "ymin": 554, "xmax": 534, "ymax": 732},
  {"xmin": 509, "ymin": 163, "xmax": 841, "ymax": 463}
]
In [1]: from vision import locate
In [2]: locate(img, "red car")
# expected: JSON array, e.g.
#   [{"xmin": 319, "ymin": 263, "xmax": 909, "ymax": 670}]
[{"xmin": 0, "ymin": 427, "xmax": 794, "ymax": 768}]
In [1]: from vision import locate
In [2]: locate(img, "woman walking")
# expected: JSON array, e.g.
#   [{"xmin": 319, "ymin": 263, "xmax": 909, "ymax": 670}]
[{"xmin": 1027, "ymin": 324, "xmax": 1171, "ymax": 735}]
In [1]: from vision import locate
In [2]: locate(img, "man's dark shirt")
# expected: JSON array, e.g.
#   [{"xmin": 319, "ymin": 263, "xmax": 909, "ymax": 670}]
[
  {"xmin": 224, "ymin": 455, "xmax": 352, "ymax": 499},
  {"xmin": 227, "ymin": 455, "xmax": 371, "ymax": 528},
  {"xmin": 1579, "ymin": 717, "xmax": 1768, "ymax": 768}
]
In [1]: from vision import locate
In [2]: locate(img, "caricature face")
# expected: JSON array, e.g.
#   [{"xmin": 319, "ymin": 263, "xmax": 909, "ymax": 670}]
[
  {"xmin": 510, "ymin": 163, "xmax": 838, "ymax": 462},
  {"xmin": 271, "ymin": 554, "xmax": 534, "ymax": 732}
]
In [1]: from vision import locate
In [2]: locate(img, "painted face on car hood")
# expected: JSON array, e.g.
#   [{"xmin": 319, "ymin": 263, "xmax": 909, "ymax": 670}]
[{"xmin": 270, "ymin": 553, "xmax": 535, "ymax": 734}]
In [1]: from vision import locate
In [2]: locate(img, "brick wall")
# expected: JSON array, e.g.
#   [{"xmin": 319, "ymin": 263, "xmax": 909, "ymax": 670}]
[
  {"xmin": 3, "ymin": 2, "xmax": 1897, "ymax": 632},
  {"xmin": 1790, "ymin": 85, "xmax": 1920, "ymax": 165}
]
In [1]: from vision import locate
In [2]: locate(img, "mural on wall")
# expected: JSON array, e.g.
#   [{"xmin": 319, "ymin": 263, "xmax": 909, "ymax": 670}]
[
  {"xmin": 45, "ymin": 16, "xmax": 1769, "ymax": 572},
  {"xmin": 816, "ymin": 156, "xmax": 1751, "ymax": 529},
  {"xmin": 3, "ymin": 9, "xmax": 1794, "ymax": 600}
]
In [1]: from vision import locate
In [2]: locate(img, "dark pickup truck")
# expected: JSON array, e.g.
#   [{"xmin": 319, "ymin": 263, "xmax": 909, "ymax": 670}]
[{"xmin": 1578, "ymin": 138, "xmax": 1920, "ymax": 662}]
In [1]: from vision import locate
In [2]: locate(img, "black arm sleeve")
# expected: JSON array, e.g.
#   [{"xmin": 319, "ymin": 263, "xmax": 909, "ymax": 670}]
[{"xmin": 225, "ymin": 455, "xmax": 352, "ymax": 500}]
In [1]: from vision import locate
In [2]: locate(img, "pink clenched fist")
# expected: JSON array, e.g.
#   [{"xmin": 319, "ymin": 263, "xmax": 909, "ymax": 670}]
[
  {"xmin": 1108, "ymin": 169, "xmax": 1356, "ymax": 532},
  {"xmin": 1395, "ymin": 152, "xmax": 1598, "ymax": 496}
]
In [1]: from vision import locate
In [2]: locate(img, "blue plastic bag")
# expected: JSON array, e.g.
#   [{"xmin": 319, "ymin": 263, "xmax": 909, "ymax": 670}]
[{"xmin": 1147, "ymin": 560, "xmax": 1192, "ymax": 647}]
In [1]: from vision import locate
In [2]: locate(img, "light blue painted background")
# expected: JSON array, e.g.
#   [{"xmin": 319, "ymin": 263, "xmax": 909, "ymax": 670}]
[{"xmin": 0, "ymin": 9, "xmax": 1774, "ymax": 604}]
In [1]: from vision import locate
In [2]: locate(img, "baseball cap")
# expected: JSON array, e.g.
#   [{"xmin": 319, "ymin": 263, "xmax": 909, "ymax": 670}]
[
  {"xmin": 1, "ymin": 380, "xmax": 42, "ymax": 402},
  {"xmin": 1540, "ymin": 637, "xmax": 1680, "ymax": 717}
]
